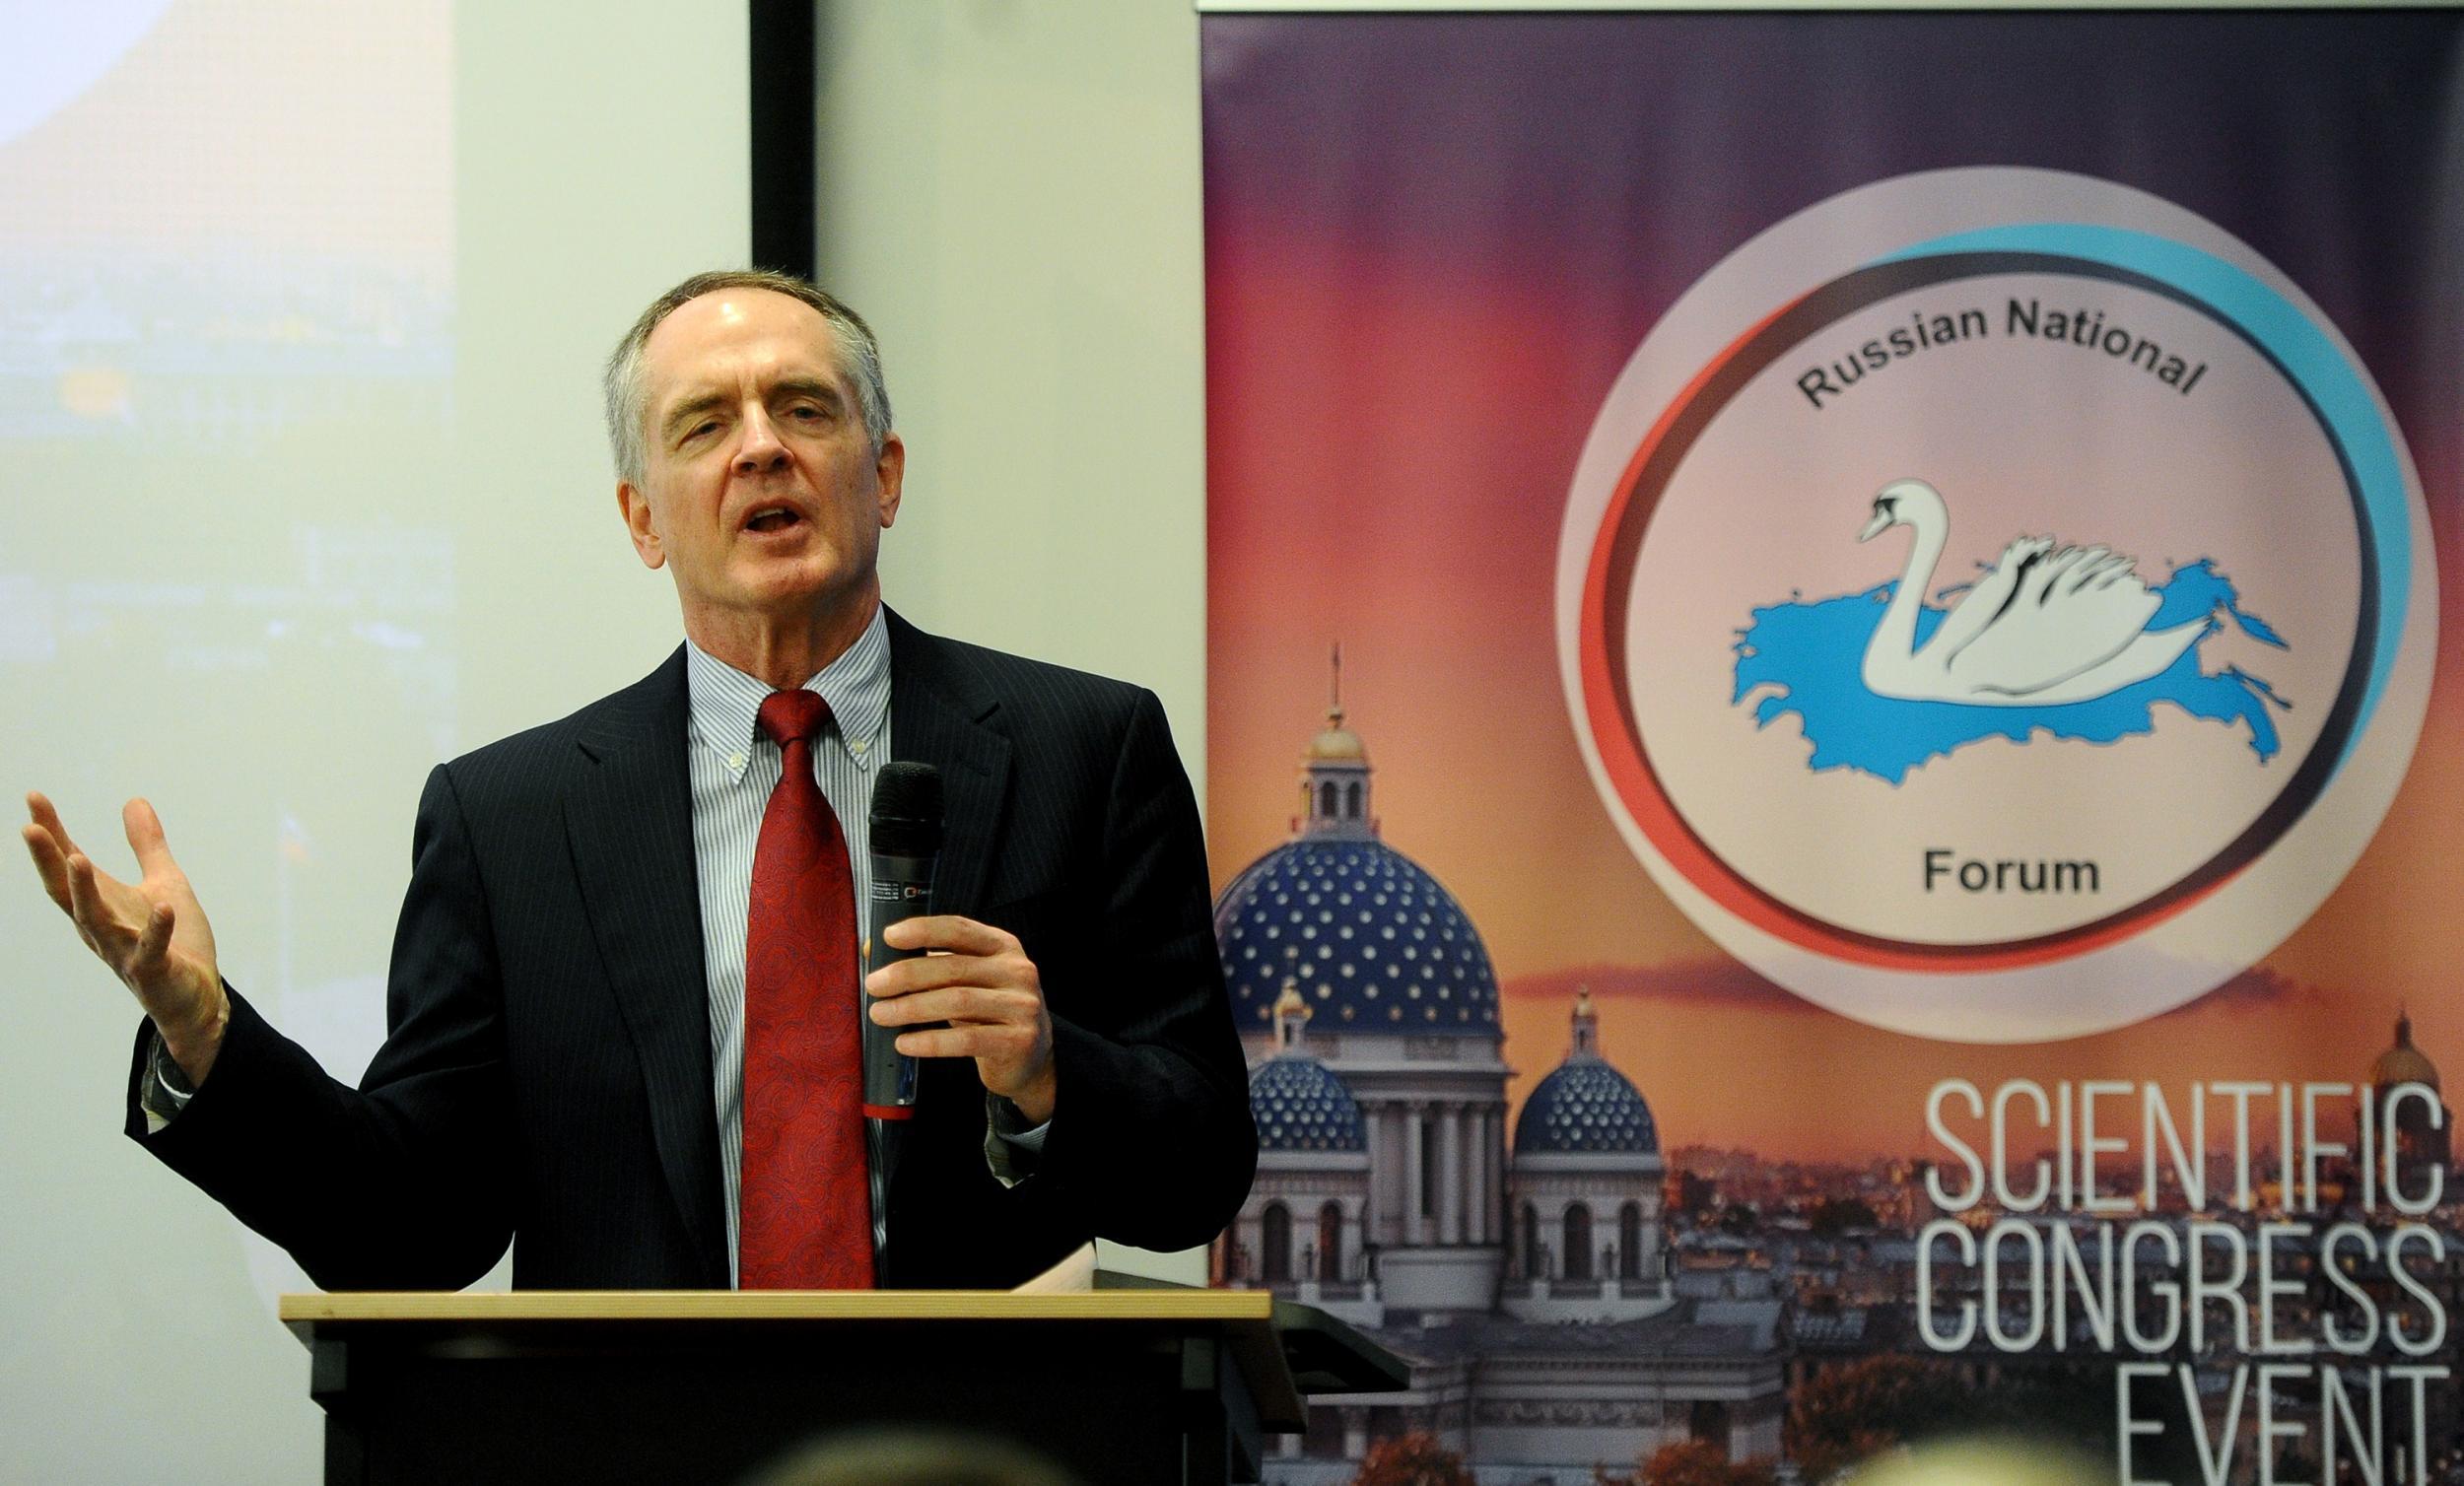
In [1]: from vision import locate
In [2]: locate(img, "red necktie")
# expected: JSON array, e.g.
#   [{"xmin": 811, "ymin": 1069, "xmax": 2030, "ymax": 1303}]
[{"xmin": 738, "ymin": 689, "xmax": 874, "ymax": 1289}]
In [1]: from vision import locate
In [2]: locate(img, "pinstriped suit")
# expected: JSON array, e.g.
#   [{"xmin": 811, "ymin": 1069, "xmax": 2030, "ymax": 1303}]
[{"xmin": 127, "ymin": 610, "xmax": 1257, "ymax": 1290}]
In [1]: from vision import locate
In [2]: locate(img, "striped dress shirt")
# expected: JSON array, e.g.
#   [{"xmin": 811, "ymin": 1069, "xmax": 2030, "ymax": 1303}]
[{"xmin": 685, "ymin": 604, "xmax": 1041, "ymax": 1286}]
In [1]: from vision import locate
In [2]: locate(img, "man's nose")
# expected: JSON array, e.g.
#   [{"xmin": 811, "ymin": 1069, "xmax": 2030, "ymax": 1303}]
[{"xmin": 732, "ymin": 405, "xmax": 789, "ymax": 475}]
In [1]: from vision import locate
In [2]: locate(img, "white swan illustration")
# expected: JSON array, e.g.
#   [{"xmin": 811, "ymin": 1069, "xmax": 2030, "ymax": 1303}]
[{"xmin": 1857, "ymin": 479, "xmax": 2208, "ymax": 707}]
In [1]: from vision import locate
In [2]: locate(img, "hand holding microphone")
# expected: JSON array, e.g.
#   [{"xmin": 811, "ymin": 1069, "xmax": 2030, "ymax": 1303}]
[{"xmin": 862, "ymin": 764, "xmax": 1058, "ymax": 1124}]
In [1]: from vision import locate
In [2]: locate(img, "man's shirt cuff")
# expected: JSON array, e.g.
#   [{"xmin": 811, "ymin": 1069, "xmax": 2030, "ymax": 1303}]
[
  {"xmin": 138, "ymin": 1030, "xmax": 196, "ymax": 1134},
  {"xmin": 983, "ymin": 1094, "xmax": 1050, "ymax": 1188}
]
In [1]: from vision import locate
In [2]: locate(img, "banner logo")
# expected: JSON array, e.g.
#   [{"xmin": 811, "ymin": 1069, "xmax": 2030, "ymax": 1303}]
[{"xmin": 1556, "ymin": 169, "xmax": 2435, "ymax": 1042}]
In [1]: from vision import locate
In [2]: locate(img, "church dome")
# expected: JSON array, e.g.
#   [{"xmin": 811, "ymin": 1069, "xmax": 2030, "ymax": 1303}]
[
  {"xmin": 1216, "ymin": 839, "xmax": 1502, "ymax": 1037},
  {"xmin": 2371, "ymin": 1012, "xmax": 2441, "ymax": 1090},
  {"xmin": 1219, "ymin": 664, "xmax": 1502, "ymax": 1038},
  {"xmin": 1515, "ymin": 1060, "xmax": 1661, "ymax": 1155},
  {"xmin": 1250, "ymin": 1054, "xmax": 1367, "ymax": 1152},
  {"xmin": 1514, "ymin": 990, "xmax": 1660, "ymax": 1155},
  {"xmin": 1308, "ymin": 720, "xmax": 1367, "ymax": 762}
]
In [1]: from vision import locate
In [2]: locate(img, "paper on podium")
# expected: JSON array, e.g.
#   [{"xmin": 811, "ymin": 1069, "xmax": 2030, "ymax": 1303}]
[{"xmin": 1008, "ymin": 1241, "xmax": 1099, "ymax": 1294}]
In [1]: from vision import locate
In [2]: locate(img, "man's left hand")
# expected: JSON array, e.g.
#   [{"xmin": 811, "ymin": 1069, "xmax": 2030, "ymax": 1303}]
[{"xmin": 866, "ymin": 915, "xmax": 1056, "ymax": 1124}]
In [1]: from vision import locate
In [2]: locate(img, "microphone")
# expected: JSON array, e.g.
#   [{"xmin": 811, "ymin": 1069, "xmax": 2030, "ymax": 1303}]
[{"xmin": 862, "ymin": 761, "xmax": 941, "ymax": 1119}]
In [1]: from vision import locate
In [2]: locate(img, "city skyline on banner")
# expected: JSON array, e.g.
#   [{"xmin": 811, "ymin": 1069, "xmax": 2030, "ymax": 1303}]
[{"xmin": 1212, "ymin": 652, "xmax": 2458, "ymax": 1166}]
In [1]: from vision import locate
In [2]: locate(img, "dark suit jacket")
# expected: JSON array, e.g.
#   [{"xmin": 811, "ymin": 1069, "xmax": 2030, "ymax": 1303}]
[{"xmin": 129, "ymin": 611, "xmax": 1257, "ymax": 1290}]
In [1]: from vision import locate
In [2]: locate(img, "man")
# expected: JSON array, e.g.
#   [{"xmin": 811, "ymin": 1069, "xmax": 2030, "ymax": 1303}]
[{"xmin": 22, "ymin": 269, "xmax": 1256, "ymax": 1290}]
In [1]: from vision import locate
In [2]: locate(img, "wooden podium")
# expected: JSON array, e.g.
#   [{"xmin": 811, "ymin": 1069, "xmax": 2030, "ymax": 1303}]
[{"xmin": 281, "ymin": 1288, "xmax": 1402, "ymax": 1486}]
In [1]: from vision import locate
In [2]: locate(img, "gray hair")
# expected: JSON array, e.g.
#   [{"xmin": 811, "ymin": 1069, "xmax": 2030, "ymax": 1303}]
[{"xmin": 602, "ymin": 268, "xmax": 893, "ymax": 486}]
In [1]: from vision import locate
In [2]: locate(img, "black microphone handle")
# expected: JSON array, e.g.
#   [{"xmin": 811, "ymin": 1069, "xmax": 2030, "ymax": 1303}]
[{"xmin": 861, "ymin": 849, "xmax": 936, "ymax": 1116}]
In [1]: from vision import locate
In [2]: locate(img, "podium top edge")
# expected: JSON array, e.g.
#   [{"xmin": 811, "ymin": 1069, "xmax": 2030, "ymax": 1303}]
[{"xmin": 279, "ymin": 1289, "xmax": 1278, "ymax": 1324}]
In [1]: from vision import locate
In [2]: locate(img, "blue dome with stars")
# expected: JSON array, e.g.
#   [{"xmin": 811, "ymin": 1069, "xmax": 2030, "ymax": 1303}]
[
  {"xmin": 1215, "ymin": 839, "xmax": 1502, "ymax": 1038},
  {"xmin": 1250, "ymin": 1054, "xmax": 1367, "ymax": 1152},
  {"xmin": 1514, "ymin": 1057, "xmax": 1660, "ymax": 1156}
]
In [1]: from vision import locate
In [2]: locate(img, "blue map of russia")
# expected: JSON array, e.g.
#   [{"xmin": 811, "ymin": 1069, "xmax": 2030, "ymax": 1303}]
[{"xmin": 1732, "ymin": 559, "xmax": 2290, "ymax": 785}]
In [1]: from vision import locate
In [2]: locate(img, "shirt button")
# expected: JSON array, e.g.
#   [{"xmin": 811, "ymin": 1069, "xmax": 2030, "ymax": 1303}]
[{"xmin": 727, "ymin": 752, "xmax": 747, "ymax": 771}]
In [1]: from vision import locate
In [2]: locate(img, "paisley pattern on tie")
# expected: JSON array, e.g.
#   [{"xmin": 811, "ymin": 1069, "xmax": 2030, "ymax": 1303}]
[{"xmin": 738, "ymin": 688, "xmax": 873, "ymax": 1289}]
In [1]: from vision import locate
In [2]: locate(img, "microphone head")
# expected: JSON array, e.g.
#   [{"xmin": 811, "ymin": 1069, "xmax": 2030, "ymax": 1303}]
[{"xmin": 869, "ymin": 761, "xmax": 943, "ymax": 857}]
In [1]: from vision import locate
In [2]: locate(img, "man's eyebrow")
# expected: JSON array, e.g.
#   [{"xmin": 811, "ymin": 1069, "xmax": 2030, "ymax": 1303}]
[
  {"xmin": 657, "ymin": 378, "xmax": 847, "ymax": 444},
  {"xmin": 658, "ymin": 390, "xmax": 730, "ymax": 443},
  {"xmin": 771, "ymin": 375, "xmax": 846, "ymax": 408}
]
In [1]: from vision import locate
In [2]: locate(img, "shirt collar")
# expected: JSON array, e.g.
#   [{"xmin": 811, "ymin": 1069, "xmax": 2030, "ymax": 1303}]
[{"xmin": 685, "ymin": 603, "xmax": 892, "ymax": 780}]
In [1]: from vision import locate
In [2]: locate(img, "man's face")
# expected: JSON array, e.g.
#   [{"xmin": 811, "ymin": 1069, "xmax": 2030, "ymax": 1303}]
[{"xmin": 618, "ymin": 287, "xmax": 903, "ymax": 636}]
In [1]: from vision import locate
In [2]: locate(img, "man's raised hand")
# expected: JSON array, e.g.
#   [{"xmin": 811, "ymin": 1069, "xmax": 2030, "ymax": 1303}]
[{"xmin": 23, "ymin": 792, "xmax": 228, "ymax": 1083}]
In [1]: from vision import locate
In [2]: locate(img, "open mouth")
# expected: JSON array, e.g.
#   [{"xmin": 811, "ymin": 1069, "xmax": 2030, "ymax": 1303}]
[{"xmin": 744, "ymin": 506, "xmax": 803, "ymax": 534}]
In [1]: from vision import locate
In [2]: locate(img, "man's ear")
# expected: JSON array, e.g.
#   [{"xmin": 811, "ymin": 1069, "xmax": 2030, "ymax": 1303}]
[
  {"xmin": 874, "ymin": 432, "xmax": 905, "ymax": 529},
  {"xmin": 618, "ymin": 480, "xmax": 665, "ymax": 569}
]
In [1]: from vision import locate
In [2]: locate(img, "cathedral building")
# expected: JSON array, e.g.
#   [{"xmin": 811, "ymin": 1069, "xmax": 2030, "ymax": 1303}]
[
  {"xmin": 1211, "ymin": 685, "xmax": 1787, "ymax": 1482},
  {"xmin": 2369, "ymin": 1009, "xmax": 2452, "ymax": 1198}
]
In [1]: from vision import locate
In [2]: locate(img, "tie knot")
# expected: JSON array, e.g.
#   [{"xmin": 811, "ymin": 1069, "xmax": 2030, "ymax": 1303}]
[{"xmin": 756, "ymin": 688, "xmax": 831, "ymax": 750}]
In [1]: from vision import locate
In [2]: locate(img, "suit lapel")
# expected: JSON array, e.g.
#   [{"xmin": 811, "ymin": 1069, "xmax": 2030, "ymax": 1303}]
[
  {"xmin": 886, "ymin": 610, "xmax": 1013, "ymax": 920},
  {"xmin": 565, "ymin": 649, "xmax": 728, "ymax": 1284},
  {"xmin": 878, "ymin": 613, "xmax": 1014, "ymax": 1254}
]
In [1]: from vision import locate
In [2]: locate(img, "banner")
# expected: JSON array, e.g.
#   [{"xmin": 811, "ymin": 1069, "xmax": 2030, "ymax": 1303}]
[{"xmin": 1200, "ymin": 10, "xmax": 2464, "ymax": 1484}]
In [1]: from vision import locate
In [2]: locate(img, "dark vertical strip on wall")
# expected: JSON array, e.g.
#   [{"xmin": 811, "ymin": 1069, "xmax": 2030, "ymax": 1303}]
[{"xmin": 748, "ymin": 0, "xmax": 817, "ymax": 279}]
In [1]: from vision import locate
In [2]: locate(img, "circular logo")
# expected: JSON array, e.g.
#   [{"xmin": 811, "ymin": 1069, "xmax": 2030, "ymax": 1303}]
[{"xmin": 1555, "ymin": 168, "xmax": 2435, "ymax": 1042}]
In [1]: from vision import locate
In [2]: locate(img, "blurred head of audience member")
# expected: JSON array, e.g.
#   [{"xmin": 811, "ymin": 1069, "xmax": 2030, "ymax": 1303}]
[
  {"xmin": 1840, "ymin": 1433, "xmax": 2109, "ymax": 1486},
  {"xmin": 739, "ymin": 1427, "xmax": 1084, "ymax": 1486}
]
